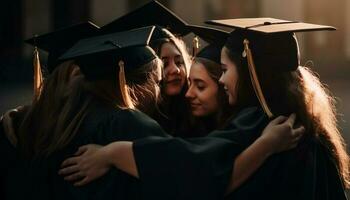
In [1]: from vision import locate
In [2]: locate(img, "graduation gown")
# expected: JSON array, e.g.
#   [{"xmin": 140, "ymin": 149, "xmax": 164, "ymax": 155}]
[
  {"xmin": 2, "ymin": 97, "xmax": 169, "ymax": 200},
  {"xmin": 133, "ymin": 106, "xmax": 348, "ymax": 200},
  {"xmin": 226, "ymin": 135, "xmax": 348, "ymax": 200},
  {"xmin": 133, "ymin": 107, "xmax": 269, "ymax": 200}
]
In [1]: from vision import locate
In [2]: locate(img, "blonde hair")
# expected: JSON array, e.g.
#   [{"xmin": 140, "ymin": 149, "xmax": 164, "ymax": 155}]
[{"xmin": 299, "ymin": 66, "xmax": 350, "ymax": 187}]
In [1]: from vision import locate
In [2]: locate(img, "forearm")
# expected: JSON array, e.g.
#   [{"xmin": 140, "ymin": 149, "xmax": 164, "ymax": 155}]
[
  {"xmin": 103, "ymin": 141, "xmax": 139, "ymax": 178},
  {"xmin": 226, "ymin": 137, "xmax": 273, "ymax": 195}
]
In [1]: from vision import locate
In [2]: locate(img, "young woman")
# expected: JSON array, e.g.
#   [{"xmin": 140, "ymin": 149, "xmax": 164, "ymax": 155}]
[
  {"xmin": 0, "ymin": 21, "xmax": 100, "ymax": 146},
  {"xmin": 97, "ymin": 0, "xmax": 194, "ymax": 136},
  {"xmin": 210, "ymin": 18, "xmax": 349, "ymax": 199},
  {"xmin": 149, "ymin": 27, "xmax": 193, "ymax": 137},
  {"xmin": 58, "ymin": 27, "xmax": 305, "ymax": 200},
  {"xmin": 185, "ymin": 44, "xmax": 232, "ymax": 136},
  {"xmin": 2, "ymin": 27, "xmax": 168, "ymax": 200}
]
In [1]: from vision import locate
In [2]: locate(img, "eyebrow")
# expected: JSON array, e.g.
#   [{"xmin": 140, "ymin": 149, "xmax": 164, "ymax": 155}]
[
  {"xmin": 162, "ymin": 53, "xmax": 182, "ymax": 59},
  {"xmin": 174, "ymin": 55, "xmax": 182, "ymax": 60},
  {"xmin": 161, "ymin": 56, "xmax": 169, "ymax": 60},
  {"xmin": 193, "ymin": 78, "xmax": 206, "ymax": 84}
]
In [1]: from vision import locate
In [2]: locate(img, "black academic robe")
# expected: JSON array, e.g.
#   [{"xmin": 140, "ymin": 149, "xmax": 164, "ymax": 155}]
[
  {"xmin": 226, "ymin": 135, "xmax": 348, "ymax": 200},
  {"xmin": 133, "ymin": 107, "xmax": 268, "ymax": 200},
  {"xmin": 2, "ymin": 97, "xmax": 169, "ymax": 200},
  {"xmin": 133, "ymin": 106, "xmax": 348, "ymax": 200}
]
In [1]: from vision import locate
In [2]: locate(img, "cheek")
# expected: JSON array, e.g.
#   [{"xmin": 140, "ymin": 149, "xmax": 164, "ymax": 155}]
[
  {"xmin": 227, "ymin": 68, "xmax": 238, "ymax": 93},
  {"xmin": 200, "ymin": 87, "xmax": 219, "ymax": 112}
]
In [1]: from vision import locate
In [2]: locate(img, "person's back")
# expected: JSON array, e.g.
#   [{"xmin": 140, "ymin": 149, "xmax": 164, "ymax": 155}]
[
  {"xmin": 4, "ymin": 103, "xmax": 166, "ymax": 200},
  {"xmin": 60, "ymin": 96, "xmax": 167, "ymax": 200}
]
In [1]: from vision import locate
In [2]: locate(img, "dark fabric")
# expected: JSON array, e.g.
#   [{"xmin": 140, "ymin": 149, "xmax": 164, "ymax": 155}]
[
  {"xmin": 225, "ymin": 135, "xmax": 348, "ymax": 200},
  {"xmin": 2, "ymin": 97, "xmax": 168, "ymax": 200},
  {"xmin": 151, "ymin": 91, "xmax": 192, "ymax": 138},
  {"xmin": 133, "ymin": 107, "xmax": 268, "ymax": 200}
]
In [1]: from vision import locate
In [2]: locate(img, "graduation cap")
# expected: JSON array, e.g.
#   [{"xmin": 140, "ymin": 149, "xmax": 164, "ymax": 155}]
[
  {"xmin": 100, "ymin": 1, "xmax": 190, "ymax": 37},
  {"xmin": 187, "ymin": 25, "xmax": 229, "ymax": 63},
  {"xmin": 187, "ymin": 25, "xmax": 229, "ymax": 44},
  {"xmin": 205, "ymin": 17, "xmax": 336, "ymax": 118},
  {"xmin": 194, "ymin": 45, "xmax": 222, "ymax": 65},
  {"xmin": 59, "ymin": 26, "xmax": 157, "ymax": 81},
  {"xmin": 25, "ymin": 21, "xmax": 100, "ymax": 73}
]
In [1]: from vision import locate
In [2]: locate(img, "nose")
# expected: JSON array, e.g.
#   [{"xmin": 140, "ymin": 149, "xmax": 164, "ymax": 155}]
[
  {"xmin": 185, "ymin": 85, "xmax": 195, "ymax": 99},
  {"xmin": 166, "ymin": 61, "xmax": 180, "ymax": 75},
  {"xmin": 219, "ymin": 72, "xmax": 225, "ymax": 85}
]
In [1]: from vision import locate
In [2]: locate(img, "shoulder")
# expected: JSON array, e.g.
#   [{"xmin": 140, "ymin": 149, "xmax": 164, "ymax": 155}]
[
  {"xmin": 208, "ymin": 107, "xmax": 268, "ymax": 146},
  {"xmin": 109, "ymin": 108, "xmax": 169, "ymax": 139},
  {"xmin": 226, "ymin": 107, "xmax": 269, "ymax": 131}
]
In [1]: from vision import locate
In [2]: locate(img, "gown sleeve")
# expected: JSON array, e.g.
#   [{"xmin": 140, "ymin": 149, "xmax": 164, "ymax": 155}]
[{"xmin": 132, "ymin": 107, "xmax": 269, "ymax": 200}]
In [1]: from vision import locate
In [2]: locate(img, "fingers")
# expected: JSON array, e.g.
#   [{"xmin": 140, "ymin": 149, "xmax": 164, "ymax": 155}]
[
  {"xmin": 61, "ymin": 157, "xmax": 79, "ymax": 168},
  {"xmin": 287, "ymin": 126, "xmax": 305, "ymax": 150},
  {"xmin": 293, "ymin": 126, "xmax": 305, "ymax": 137},
  {"xmin": 287, "ymin": 142, "xmax": 298, "ymax": 150},
  {"xmin": 58, "ymin": 165, "xmax": 80, "ymax": 176},
  {"xmin": 271, "ymin": 115, "xmax": 288, "ymax": 125},
  {"xmin": 74, "ymin": 177, "xmax": 91, "ymax": 187},
  {"xmin": 64, "ymin": 172, "xmax": 85, "ymax": 182},
  {"xmin": 286, "ymin": 113, "xmax": 296, "ymax": 128},
  {"xmin": 75, "ymin": 145, "xmax": 89, "ymax": 156}
]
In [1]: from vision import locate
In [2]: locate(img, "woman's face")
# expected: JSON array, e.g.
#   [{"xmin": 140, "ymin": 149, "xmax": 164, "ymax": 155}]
[
  {"xmin": 160, "ymin": 42, "xmax": 187, "ymax": 96},
  {"xmin": 185, "ymin": 62, "xmax": 219, "ymax": 117},
  {"xmin": 219, "ymin": 47, "xmax": 239, "ymax": 106}
]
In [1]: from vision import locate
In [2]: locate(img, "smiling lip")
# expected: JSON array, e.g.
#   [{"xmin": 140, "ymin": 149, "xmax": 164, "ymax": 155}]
[
  {"xmin": 190, "ymin": 103, "xmax": 201, "ymax": 108},
  {"xmin": 166, "ymin": 78, "xmax": 182, "ymax": 84}
]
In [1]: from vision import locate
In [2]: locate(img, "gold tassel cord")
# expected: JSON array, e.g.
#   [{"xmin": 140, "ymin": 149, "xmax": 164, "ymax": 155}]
[
  {"xmin": 33, "ymin": 47, "xmax": 43, "ymax": 101},
  {"xmin": 192, "ymin": 36, "xmax": 200, "ymax": 57},
  {"xmin": 243, "ymin": 39, "xmax": 274, "ymax": 118},
  {"xmin": 118, "ymin": 60, "xmax": 134, "ymax": 109}
]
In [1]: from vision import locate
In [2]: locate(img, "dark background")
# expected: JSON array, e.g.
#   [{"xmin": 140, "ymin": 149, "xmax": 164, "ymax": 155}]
[{"xmin": 1, "ymin": 1, "xmax": 349, "ymax": 192}]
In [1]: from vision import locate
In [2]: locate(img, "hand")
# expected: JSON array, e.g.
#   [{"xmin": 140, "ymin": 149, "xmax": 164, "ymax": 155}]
[
  {"xmin": 260, "ymin": 113, "xmax": 305, "ymax": 154},
  {"xmin": 2, "ymin": 106, "xmax": 26, "ymax": 146},
  {"xmin": 59, "ymin": 144, "xmax": 111, "ymax": 186}
]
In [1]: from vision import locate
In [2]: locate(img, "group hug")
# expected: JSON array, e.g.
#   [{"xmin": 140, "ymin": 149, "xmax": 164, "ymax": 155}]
[{"xmin": 0, "ymin": 1, "xmax": 349, "ymax": 199}]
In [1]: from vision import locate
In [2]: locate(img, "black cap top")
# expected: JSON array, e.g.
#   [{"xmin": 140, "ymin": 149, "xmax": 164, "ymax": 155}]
[
  {"xmin": 59, "ymin": 26, "xmax": 157, "ymax": 81},
  {"xmin": 188, "ymin": 25, "xmax": 229, "ymax": 65},
  {"xmin": 25, "ymin": 21, "xmax": 100, "ymax": 73},
  {"xmin": 100, "ymin": 0, "xmax": 190, "ymax": 37},
  {"xmin": 206, "ymin": 17, "xmax": 336, "ymax": 118},
  {"xmin": 187, "ymin": 25, "xmax": 229, "ymax": 44},
  {"xmin": 196, "ymin": 45, "xmax": 222, "ymax": 65},
  {"xmin": 206, "ymin": 17, "xmax": 336, "ymax": 71},
  {"xmin": 149, "ymin": 25, "xmax": 176, "ymax": 43}
]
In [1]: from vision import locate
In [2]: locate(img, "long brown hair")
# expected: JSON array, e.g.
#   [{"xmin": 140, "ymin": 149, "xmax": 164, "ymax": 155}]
[
  {"xmin": 192, "ymin": 57, "xmax": 232, "ymax": 129},
  {"xmin": 149, "ymin": 29, "xmax": 193, "ymax": 136},
  {"xmin": 18, "ymin": 61, "xmax": 90, "ymax": 158},
  {"xmin": 224, "ymin": 47, "xmax": 350, "ymax": 187},
  {"xmin": 17, "ymin": 57, "xmax": 163, "ymax": 159}
]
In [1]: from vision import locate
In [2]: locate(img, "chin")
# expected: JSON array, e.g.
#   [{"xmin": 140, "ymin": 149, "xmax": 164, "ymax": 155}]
[
  {"xmin": 165, "ymin": 87, "xmax": 182, "ymax": 96},
  {"xmin": 228, "ymin": 95, "xmax": 235, "ymax": 106},
  {"xmin": 192, "ymin": 110, "xmax": 210, "ymax": 117},
  {"xmin": 192, "ymin": 111, "xmax": 201, "ymax": 117}
]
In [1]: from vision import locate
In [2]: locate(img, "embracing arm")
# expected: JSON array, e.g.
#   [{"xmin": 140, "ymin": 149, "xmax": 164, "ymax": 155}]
[
  {"xmin": 226, "ymin": 114, "xmax": 304, "ymax": 193},
  {"xmin": 99, "ymin": 114, "xmax": 303, "ymax": 194},
  {"xmin": 61, "ymin": 114, "xmax": 304, "ymax": 194}
]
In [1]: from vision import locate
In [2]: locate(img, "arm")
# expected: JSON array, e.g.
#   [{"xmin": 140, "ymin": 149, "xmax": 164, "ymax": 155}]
[
  {"xmin": 226, "ymin": 114, "xmax": 304, "ymax": 193},
  {"xmin": 60, "ymin": 114, "xmax": 304, "ymax": 190}
]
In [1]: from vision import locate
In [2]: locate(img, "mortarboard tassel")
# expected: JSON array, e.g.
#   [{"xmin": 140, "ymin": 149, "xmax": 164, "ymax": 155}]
[
  {"xmin": 33, "ymin": 46, "xmax": 43, "ymax": 101},
  {"xmin": 243, "ymin": 39, "xmax": 274, "ymax": 118},
  {"xmin": 192, "ymin": 36, "xmax": 200, "ymax": 57},
  {"xmin": 118, "ymin": 60, "xmax": 135, "ymax": 109}
]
